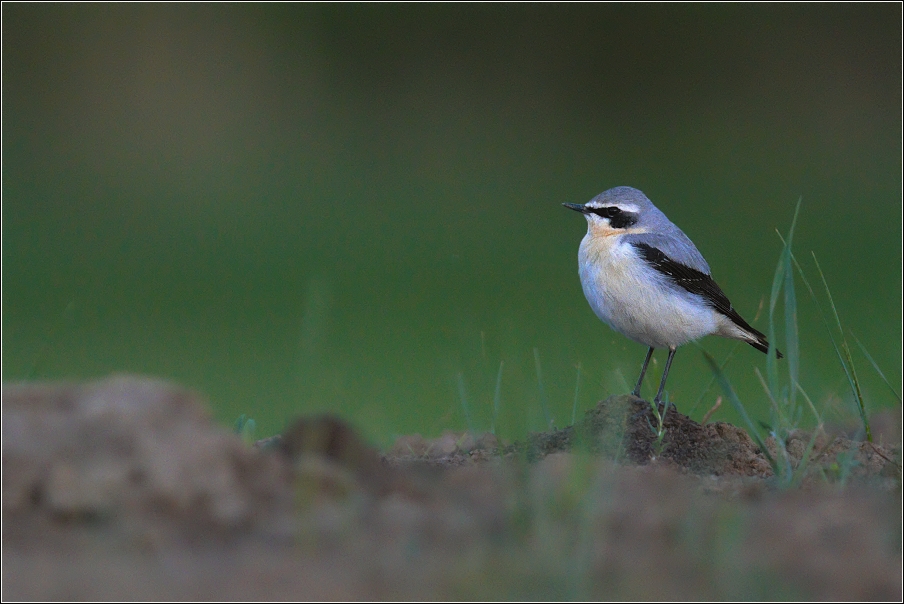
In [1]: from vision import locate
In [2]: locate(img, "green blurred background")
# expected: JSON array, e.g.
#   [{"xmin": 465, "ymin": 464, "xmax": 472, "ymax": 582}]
[{"xmin": 3, "ymin": 4, "xmax": 901, "ymax": 444}]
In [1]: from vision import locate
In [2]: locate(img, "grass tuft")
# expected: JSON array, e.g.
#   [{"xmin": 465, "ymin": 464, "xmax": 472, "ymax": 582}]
[
  {"xmin": 646, "ymin": 394, "xmax": 671, "ymax": 459},
  {"xmin": 776, "ymin": 234, "xmax": 878, "ymax": 442},
  {"xmin": 705, "ymin": 197, "xmax": 819, "ymax": 483}
]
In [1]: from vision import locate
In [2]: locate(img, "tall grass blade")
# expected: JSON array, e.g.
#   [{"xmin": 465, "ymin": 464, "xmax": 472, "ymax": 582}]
[
  {"xmin": 781, "ymin": 238, "xmax": 852, "ymax": 386},
  {"xmin": 766, "ymin": 252, "xmax": 784, "ymax": 400},
  {"xmin": 767, "ymin": 197, "xmax": 801, "ymax": 401},
  {"xmin": 811, "ymin": 254, "xmax": 872, "ymax": 442},
  {"xmin": 703, "ymin": 351, "xmax": 779, "ymax": 476},
  {"xmin": 851, "ymin": 331, "xmax": 902, "ymax": 404},
  {"xmin": 782, "ymin": 227, "xmax": 800, "ymax": 409},
  {"xmin": 754, "ymin": 367, "xmax": 788, "ymax": 430},
  {"xmin": 780, "ymin": 241, "xmax": 876, "ymax": 441},
  {"xmin": 784, "ymin": 243, "xmax": 875, "ymax": 438}
]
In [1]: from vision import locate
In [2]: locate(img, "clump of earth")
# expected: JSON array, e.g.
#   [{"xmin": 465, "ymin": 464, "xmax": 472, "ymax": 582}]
[{"xmin": 3, "ymin": 375, "xmax": 901, "ymax": 600}]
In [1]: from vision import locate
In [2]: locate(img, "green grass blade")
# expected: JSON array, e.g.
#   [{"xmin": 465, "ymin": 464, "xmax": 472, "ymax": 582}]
[
  {"xmin": 780, "ymin": 237, "xmax": 877, "ymax": 439},
  {"xmin": 234, "ymin": 414, "xmax": 257, "ymax": 445},
  {"xmin": 689, "ymin": 341, "xmax": 739, "ymax": 416},
  {"xmin": 767, "ymin": 197, "xmax": 802, "ymax": 400},
  {"xmin": 782, "ymin": 230, "xmax": 800, "ymax": 409},
  {"xmin": 766, "ymin": 243, "xmax": 785, "ymax": 400},
  {"xmin": 781, "ymin": 239, "xmax": 851, "ymax": 384},
  {"xmin": 795, "ymin": 381, "xmax": 824, "ymax": 427},
  {"xmin": 811, "ymin": 254, "xmax": 872, "ymax": 442},
  {"xmin": 851, "ymin": 331, "xmax": 902, "ymax": 404},
  {"xmin": 754, "ymin": 367, "xmax": 788, "ymax": 431},
  {"xmin": 456, "ymin": 372, "xmax": 475, "ymax": 434}
]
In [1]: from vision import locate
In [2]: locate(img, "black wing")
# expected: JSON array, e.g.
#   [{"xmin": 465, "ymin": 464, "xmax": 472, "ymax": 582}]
[{"xmin": 632, "ymin": 242, "xmax": 780, "ymax": 357}]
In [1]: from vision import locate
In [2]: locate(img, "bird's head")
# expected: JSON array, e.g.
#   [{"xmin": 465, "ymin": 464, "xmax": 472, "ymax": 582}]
[{"xmin": 563, "ymin": 186, "xmax": 661, "ymax": 238}]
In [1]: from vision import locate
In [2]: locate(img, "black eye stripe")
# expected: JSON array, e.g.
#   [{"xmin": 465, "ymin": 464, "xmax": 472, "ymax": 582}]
[
  {"xmin": 587, "ymin": 206, "xmax": 638, "ymax": 229},
  {"xmin": 587, "ymin": 206, "xmax": 620, "ymax": 218}
]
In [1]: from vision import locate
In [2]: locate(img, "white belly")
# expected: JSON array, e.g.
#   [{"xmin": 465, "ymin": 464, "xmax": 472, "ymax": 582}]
[{"xmin": 577, "ymin": 234, "xmax": 719, "ymax": 349}]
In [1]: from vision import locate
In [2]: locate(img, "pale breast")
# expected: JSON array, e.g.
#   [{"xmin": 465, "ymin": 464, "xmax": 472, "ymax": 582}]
[{"xmin": 577, "ymin": 233, "xmax": 719, "ymax": 348}]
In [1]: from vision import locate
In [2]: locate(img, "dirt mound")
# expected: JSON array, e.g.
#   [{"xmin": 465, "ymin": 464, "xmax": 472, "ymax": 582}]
[
  {"xmin": 389, "ymin": 394, "xmax": 899, "ymax": 487},
  {"xmin": 2, "ymin": 375, "xmax": 293, "ymax": 541},
  {"xmin": 507, "ymin": 394, "xmax": 774, "ymax": 477},
  {"xmin": 3, "ymin": 375, "xmax": 901, "ymax": 600}
]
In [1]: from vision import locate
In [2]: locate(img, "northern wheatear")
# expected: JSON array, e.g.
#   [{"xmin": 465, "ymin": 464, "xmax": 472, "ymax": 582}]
[{"xmin": 564, "ymin": 186, "xmax": 781, "ymax": 405}]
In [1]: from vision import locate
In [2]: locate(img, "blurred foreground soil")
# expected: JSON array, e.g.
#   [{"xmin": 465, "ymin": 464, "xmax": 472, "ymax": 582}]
[{"xmin": 3, "ymin": 375, "xmax": 901, "ymax": 600}]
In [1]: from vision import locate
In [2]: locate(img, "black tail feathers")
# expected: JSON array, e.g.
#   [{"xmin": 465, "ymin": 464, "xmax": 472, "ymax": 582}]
[{"xmin": 746, "ymin": 332, "xmax": 784, "ymax": 359}]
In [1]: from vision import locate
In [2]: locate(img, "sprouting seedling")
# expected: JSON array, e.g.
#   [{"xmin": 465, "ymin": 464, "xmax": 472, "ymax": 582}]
[
  {"xmin": 646, "ymin": 393, "xmax": 670, "ymax": 459},
  {"xmin": 234, "ymin": 414, "xmax": 257, "ymax": 445}
]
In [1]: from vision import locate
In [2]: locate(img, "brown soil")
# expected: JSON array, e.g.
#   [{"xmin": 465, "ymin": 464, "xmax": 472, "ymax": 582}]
[{"xmin": 3, "ymin": 375, "xmax": 901, "ymax": 600}]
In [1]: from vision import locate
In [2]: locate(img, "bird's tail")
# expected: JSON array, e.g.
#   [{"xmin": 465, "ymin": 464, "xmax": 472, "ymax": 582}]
[
  {"xmin": 744, "ymin": 326, "xmax": 783, "ymax": 359},
  {"xmin": 721, "ymin": 307, "xmax": 784, "ymax": 358}
]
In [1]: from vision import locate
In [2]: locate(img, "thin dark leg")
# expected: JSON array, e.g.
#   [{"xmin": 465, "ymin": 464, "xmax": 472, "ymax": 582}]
[
  {"xmin": 632, "ymin": 347, "xmax": 655, "ymax": 397},
  {"xmin": 653, "ymin": 347, "xmax": 677, "ymax": 405}
]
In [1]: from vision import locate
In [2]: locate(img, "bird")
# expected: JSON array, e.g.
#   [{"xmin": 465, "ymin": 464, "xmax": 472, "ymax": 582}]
[{"xmin": 563, "ymin": 186, "xmax": 781, "ymax": 406}]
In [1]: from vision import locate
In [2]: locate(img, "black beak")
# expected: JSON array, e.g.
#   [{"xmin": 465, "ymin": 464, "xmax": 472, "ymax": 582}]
[{"xmin": 562, "ymin": 203, "xmax": 586, "ymax": 213}]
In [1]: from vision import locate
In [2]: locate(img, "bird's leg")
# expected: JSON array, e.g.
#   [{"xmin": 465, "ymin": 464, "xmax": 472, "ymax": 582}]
[
  {"xmin": 652, "ymin": 347, "xmax": 677, "ymax": 408},
  {"xmin": 632, "ymin": 347, "xmax": 655, "ymax": 397}
]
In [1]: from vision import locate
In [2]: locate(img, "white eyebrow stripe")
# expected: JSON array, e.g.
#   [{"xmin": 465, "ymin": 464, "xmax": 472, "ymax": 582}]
[{"xmin": 585, "ymin": 202, "xmax": 641, "ymax": 213}]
